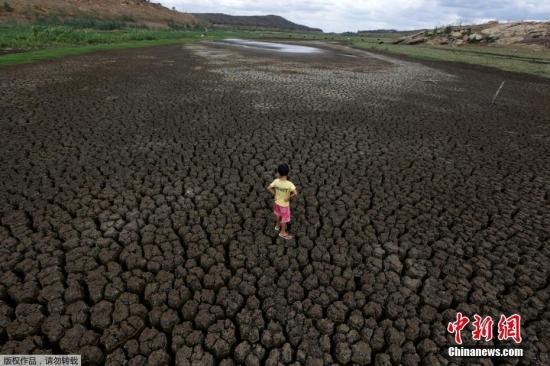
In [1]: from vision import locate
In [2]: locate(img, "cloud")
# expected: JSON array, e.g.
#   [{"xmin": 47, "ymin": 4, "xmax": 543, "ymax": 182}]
[{"xmin": 160, "ymin": 0, "xmax": 550, "ymax": 32}]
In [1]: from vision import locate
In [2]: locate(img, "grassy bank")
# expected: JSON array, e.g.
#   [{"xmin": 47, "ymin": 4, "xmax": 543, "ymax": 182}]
[
  {"xmin": 2, "ymin": 22, "xmax": 549, "ymax": 79},
  {"xmin": 0, "ymin": 22, "xmax": 339, "ymax": 66},
  {"xmin": 351, "ymin": 37, "xmax": 550, "ymax": 78},
  {"xmin": 0, "ymin": 24, "xmax": 345, "ymax": 68},
  {"xmin": 0, "ymin": 23, "xmax": 209, "ymax": 66},
  {"xmin": 0, "ymin": 38, "xmax": 204, "ymax": 66},
  {"xmin": 0, "ymin": 26, "xmax": 267, "ymax": 67},
  {"xmin": 0, "ymin": 22, "xmax": 341, "ymax": 50},
  {"xmin": 0, "ymin": 24, "xmax": 199, "ymax": 49}
]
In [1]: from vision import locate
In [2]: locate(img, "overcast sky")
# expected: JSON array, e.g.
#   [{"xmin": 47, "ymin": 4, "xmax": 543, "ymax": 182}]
[{"xmin": 160, "ymin": 0, "xmax": 550, "ymax": 32}]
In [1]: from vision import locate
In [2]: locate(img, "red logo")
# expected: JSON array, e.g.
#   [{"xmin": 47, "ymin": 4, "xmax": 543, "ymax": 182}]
[
  {"xmin": 472, "ymin": 314, "xmax": 494, "ymax": 342},
  {"xmin": 498, "ymin": 314, "xmax": 522, "ymax": 344},
  {"xmin": 448, "ymin": 313, "xmax": 522, "ymax": 344},
  {"xmin": 447, "ymin": 312, "xmax": 470, "ymax": 344}
]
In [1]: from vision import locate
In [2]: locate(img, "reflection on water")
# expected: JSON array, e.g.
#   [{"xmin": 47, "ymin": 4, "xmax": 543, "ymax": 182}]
[{"xmin": 222, "ymin": 38, "xmax": 323, "ymax": 54}]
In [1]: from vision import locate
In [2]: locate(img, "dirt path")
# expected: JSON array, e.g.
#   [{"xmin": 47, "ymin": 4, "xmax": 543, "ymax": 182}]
[{"xmin": 0, "ymin": 41, "xmax": 549, "ymax": 365}]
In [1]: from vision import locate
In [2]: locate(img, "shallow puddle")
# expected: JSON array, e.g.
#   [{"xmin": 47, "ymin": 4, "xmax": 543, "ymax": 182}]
[{"xmin": 222, "ymin": 38, "xmax": 323, "ymax": 54}]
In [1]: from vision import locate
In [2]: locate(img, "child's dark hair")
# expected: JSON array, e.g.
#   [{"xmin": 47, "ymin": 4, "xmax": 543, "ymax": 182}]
[{"xmin": 277, "ymin": 164, "xmax": 290, "ymax": 177}]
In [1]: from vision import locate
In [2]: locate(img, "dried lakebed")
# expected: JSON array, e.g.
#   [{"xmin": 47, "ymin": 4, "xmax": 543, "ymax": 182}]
[{"xmin": 0, "ymin": 41, "xmax": 549, "ymax": 365}]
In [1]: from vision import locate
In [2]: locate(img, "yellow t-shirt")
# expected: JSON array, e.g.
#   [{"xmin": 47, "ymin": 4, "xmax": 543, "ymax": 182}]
[{"xmin": 269, "ymin": 178, "xmax": 296, "ymax": 207}]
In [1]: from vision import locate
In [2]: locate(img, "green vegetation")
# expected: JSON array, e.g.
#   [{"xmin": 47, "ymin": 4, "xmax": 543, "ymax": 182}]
[
  {"xmin": 34, "ymin": 17, "xmax": 136, "ymax": 30},
  {"xmin": 0, "ymin": 22, "xmax": 341, "ymax": 67},
  {"xmin": 0, "ymin": 22, "xmax": 230, "ymax": 66},
  {"xmin": 252, "ymin": 30, "xmax": 347, "ymax": 41},
  {"xmin": 1, "ymin": 21, "xmax": 549, "ymax": 78},
  {"xmin": 351, "ymin": 37, "xmax": 550, "ymax": 78},
  {"xmin": 0, "ymin": 38, "xmax": 201, "ymax": 67},
  {"xmin": 0, "ymin": 23, "xmax": 206, "ymax": 50}
]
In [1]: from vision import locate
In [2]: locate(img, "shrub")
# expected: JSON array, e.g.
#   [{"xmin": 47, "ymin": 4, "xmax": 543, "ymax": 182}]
[
  {"xmin": 167, "ymin": 20, "xmax": 188, "ymax": 30},
  {"xmin": 2, "ymin": 1, "xmax": 14, "ymax": 12},
  {"xmin": 35, "ymin": 16, "xmax": 62, "ymax": 26},
  {"xmin": 118, "ymin": 14, "xmax": 135, "ymax": 22},
  {"xmin": 63, "ymin": 18, "xmax": 129, "ymax": 30}
]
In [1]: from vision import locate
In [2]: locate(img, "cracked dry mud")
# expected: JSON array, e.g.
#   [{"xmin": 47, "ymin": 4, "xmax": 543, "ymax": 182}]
[{"xmin": 0, "ymin": 40, "xmax": 549, "ymax": 365}]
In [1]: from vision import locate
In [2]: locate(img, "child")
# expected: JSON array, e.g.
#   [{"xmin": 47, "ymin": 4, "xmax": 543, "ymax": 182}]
[{"xmin": 267, "ymin": 164, "xmax": 298, "ymax": 240}]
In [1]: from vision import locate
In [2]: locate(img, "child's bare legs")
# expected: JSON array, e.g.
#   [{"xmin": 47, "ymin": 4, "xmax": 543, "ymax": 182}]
[
  {"xmin": 280, "ymin": 219, "xmax": 293, "ymax": 239},
  {"xmin": 280, "ymin": 222, "xmax": 287, "ymax": 236},
  {"xmin": 275, "ymin": 216, "xmax": 281, "ymax": 231},
  {"xmin": 274, "ymin": 206, "xmax": 292, "ymax": 239}
]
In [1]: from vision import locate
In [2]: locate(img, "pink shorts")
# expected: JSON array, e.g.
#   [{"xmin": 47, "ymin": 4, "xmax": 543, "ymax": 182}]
[{"xmin": 273, "ymin": 204, "xmax": 291, "ymax": 224}]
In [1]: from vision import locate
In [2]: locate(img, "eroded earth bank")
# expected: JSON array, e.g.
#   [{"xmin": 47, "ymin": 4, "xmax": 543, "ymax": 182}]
[{"xmin": 0, "ymin": 41, "xmax": 549, "ymax": 365}]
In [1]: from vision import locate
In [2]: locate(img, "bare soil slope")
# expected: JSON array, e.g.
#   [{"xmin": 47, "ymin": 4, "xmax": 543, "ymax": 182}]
[{"xmin": 0, "ymin": 0, "xmax": 197, "ymax": 27}]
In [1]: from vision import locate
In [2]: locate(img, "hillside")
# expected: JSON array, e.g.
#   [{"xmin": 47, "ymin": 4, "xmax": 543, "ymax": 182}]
[
  {"xmin": 394, "ymin": 21, "xmax": 550, "ymax": 49},
  {"xmin": 192, "ymin": 13, "xmax": 322, "ymax": 32},
  {"xmin": 0, "ymin": 0, "xmax": 197, "ymax": 28}
]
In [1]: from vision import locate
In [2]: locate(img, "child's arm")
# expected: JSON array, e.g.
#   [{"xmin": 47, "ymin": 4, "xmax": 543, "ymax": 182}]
[
  {"xmin": 267, "ymin": 182, "xmax": 276, "ymax": 197},
  {"xmin": 287, "ymin": 189, "xmax": 298, "ymax": 201}
]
